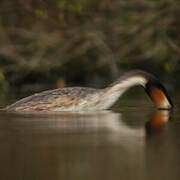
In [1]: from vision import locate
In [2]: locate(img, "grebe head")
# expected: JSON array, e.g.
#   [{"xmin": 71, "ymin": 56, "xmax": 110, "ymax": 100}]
[{"xmin": 145, "ymin": 74, "xmax": 173, "ymax": 110}]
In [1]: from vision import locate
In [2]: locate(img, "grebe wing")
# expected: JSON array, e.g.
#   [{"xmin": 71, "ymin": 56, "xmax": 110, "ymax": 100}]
[{"xmin": 5, "ymin": 87, "xmax": 98, "ymax": 111}]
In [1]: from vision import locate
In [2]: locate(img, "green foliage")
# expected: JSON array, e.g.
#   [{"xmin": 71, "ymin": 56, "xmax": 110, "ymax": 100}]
[
  {"xmin": 0, "ymin": 69, "xmax": 8, "ymax": 96},
  {"xmin": 0, "ymin": 0, "xmax": 179, "ymax": 95}
]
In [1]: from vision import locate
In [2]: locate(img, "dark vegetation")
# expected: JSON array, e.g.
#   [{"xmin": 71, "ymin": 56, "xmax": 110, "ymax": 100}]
[{"xmin": 0, "ymin": 0, "xmax": 179, "ymax": 97}]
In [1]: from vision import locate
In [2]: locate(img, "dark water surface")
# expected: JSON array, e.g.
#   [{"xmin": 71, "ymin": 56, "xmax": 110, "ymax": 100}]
[{"xmin": 0, "ymin": 100, "xmax": 179, "ymax": 180}]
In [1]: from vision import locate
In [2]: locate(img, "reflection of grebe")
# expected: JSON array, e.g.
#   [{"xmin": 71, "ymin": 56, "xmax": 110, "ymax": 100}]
[
  {"xmin": 4, "ymin": 110, "xmax": 170, "ymax": 152},
  {"xmin": 146, "ymin": 110, "xmax": 171, "ymax": 133},
  {"xmin": 5, "ymin": 70, "xmax": 173, "ymax": 112},
  {"xmin": 11, "ymin": 111, "xmax": 170, "ymax": 135}
]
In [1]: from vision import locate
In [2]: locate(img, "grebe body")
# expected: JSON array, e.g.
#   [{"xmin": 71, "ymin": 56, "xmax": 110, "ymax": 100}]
[{"xmin": 5, "ymin": 70, "xmax": 173, "ymax": 112}]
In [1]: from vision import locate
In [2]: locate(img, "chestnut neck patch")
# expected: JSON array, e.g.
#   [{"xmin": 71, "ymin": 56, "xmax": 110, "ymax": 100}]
[{"xmin": 149, "ymin": 87, "xmax": 168, "ymax": 108}]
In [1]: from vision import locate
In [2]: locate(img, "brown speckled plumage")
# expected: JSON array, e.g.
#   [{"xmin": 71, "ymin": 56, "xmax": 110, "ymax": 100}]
[{"xmin": 5, "ymin": 87, "xmax": 103, "ymax": 111}]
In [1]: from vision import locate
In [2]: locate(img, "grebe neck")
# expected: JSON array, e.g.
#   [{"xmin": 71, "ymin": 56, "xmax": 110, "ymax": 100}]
[
  {"xmin": 108, "ymin": 75, "xmax": 147, "ymax": 93},
  {"xmin": 104, "ymin": 70, "xmax": 173, "ymax": 110}
]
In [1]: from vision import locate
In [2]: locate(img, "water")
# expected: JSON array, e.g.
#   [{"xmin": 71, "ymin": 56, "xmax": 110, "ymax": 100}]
[{"xmin": 0, "ymin": 98, "xmax": 179, "ymax": 180}]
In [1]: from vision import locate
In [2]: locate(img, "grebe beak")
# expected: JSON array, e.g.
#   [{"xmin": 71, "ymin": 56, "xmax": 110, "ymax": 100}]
[{"xmin": 145, "ymin": 82, "xmax": 173, "ymax": 110}]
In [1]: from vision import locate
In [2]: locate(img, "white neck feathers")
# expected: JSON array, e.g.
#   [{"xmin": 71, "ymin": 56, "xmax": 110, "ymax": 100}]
[
  {"xmin": 100, "ymin": 75, "xmax": 148, "ymax": 109},
  {"xmin": 108, "ymin": 75, "xmax": 147, "ymax": 93}
]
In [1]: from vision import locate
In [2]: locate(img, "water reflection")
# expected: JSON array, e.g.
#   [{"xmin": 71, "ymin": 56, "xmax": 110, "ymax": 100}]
[
  {"xmin": 146, "ymin": 110, "xmax": 171, "ymax": 134},
  {"xmin": 0, "ymin": 109, "xmax": 178, "ymax": 180},
  {"xmin": 1, "ymin": 110, "xmax": 170, "ymax": 133}
]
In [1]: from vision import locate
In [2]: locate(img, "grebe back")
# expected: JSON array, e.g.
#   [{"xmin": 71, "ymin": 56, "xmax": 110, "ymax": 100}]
[{"xmin": 5, "ymin": 70, "xmax": 173, "ymax": 112}]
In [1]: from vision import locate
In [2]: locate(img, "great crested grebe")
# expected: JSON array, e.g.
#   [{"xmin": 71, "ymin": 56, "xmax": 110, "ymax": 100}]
[{"xmin": 5, "ymin": 70, "xmax": 173, "ymax": 112}]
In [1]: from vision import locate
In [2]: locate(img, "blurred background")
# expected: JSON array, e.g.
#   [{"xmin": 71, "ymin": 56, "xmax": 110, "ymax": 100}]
[
  {"xmin": 0, "ymin": 3, "xmax": 179, "ymax": 180},
  {"xmin": 0, "ymin": 0, "xmax": 178, "ymax": 102}
]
